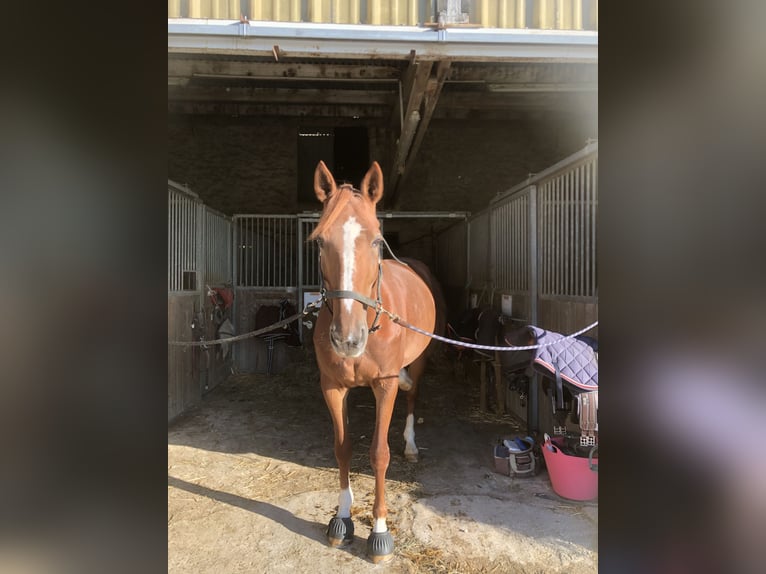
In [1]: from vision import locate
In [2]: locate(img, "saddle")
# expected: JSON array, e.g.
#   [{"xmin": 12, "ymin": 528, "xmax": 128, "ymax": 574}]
[{"xmin": 528, "ymin": 326, "xmax": 598, "ymax": 443}]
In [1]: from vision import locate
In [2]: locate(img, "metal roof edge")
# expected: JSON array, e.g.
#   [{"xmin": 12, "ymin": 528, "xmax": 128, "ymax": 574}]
[{"xmin": 168, "ymin": 19, "xmax": 598, "ymax": 62}]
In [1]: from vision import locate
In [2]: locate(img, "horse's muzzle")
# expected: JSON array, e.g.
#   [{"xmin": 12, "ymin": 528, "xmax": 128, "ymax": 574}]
[{"xmin": 329, "ymin": 322, "xmax": 368, "ymax": 358}]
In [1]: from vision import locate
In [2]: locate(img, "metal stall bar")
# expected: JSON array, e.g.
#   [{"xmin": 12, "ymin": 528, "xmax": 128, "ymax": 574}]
[
  {"xmin": 588, "ymin": 159, "xmax": 594, "ymax": 296},
  {"xmin": 529, "ymin": 184, "xmax": 539, "ymax": 433},
  {"xmin": 530, "ymin": 145, "xmax": 597, "ymax": 302},
  {"xmin": 298, "ymin": 216, "xmax": 320, "ymax": 343},
  {"xmin": 486, "ymin": 186, "xmax": 532, "ymax": 314},
  {"xmin": 591, "ymin": 157, "xmax": 597, "ymax": 296},
  {"xmin": 233, "ymin": 215, "xmax": 301, "ymax": 290},
  {"xmin": 467, "ymin": 209, "xmax": 489, "ymax": 294},
  {"xmin": 563, "ymin": 170, "xmax": 570, "ymax": 298},
  {"xmin": 490, "ymin": 207, "xmax": 497, "ymax": 292},
  {"xmin": 204, "ymin": 206, "xmax": 232, "ymax": 287},
  {"xmin": 465, "ymin": 217, "xmax": 471, "ymax": 309},
  {"xmin": 181, "ymin": 192, "xmax": 186, "ymax": 290},
  {"xmin": 195, "ymin": 201, "xmax": 204, "ymax": 305},
  {"xmin": 168, "ymin": 181, "xmax": 202, "ymax": 293},
  {"xmin": 169, "ymin": 190, "xmax": 175, "ymax": 291},
  {"xmin": 557, "ymin": 172, "xmax": 563, "ymax": 296}
]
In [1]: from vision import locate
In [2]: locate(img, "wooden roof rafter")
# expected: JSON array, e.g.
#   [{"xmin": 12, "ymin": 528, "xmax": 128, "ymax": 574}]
[{"xmin": 386, "ymin": 58, "xmax": 452, "ymax": 208}]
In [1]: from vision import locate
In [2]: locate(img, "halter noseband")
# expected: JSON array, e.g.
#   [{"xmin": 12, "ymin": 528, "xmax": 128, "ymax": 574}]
[
  {"xmin": 317, "ymin": 231, "xmax": 406, "ymax": 334},
  {"xmin": 319, "ymin": 250, "xmax": 385, "ymax": 333}
]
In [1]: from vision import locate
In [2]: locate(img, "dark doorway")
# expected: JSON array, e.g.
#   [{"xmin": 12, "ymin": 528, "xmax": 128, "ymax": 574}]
[
  {"xmin": 297, "ymin": 127, "xmax": 369, "ymax": 205},
  {"xmin": 332, "ymin": 127, "xmax": 369, "ymax": 186},
  {"xmin": 297, "ymin": 128, "xmax": 333, "ymax": 205}
]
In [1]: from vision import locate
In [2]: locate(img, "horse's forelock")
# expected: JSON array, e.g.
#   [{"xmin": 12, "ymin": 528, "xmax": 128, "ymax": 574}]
[{"xmin": 309, "ymin": 185, "xmax": 376, "ymax": 240}]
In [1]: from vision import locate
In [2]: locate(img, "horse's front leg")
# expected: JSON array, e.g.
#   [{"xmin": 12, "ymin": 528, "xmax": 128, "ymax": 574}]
[
  {"xmin": 367, "ymin": 375, "xmax": 398, "ymax": 563},
  {"xmin": 321, "ymin": 383, "xmax": 355, "ymax": 547}
]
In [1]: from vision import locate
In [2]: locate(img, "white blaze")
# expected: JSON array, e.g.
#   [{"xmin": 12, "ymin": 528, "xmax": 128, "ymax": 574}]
[{"xmin": 341, "ymin": 216, "xmax": 362, "ymax": 313}]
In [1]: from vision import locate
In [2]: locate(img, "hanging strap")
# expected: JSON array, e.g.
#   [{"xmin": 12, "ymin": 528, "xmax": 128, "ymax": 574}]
[{"xmin": 554, "ymin": 358, "xmax": 565, "ymax": 410}]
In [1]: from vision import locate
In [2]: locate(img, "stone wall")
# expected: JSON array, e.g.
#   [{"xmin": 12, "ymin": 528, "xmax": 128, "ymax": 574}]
[{"xmin": 168, "ymin": 114, "xmax": 595, "ymax": 217}]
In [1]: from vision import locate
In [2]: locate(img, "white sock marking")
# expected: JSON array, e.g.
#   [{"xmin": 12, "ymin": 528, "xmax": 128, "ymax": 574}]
[
  {"xmin": 403, "ymin": 413, "xmax": 418, "ymax": 458},
  {"xmin": 373, "ymin": 518, "xmax": 388, "ymax": 533},
  {"xmin": 341, "ymin": 216, "xmax": 362, "ymax": 314},
  {"xmin": 337, "ymin": 487, "xmax": 354, "ymax": 518}
]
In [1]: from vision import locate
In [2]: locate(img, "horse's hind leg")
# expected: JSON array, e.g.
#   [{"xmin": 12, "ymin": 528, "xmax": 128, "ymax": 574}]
[
  {"xmin": 321, "ymin": 384, "xmax": 355, "ymax": 547},
  {"xmin": 402, "ymin": 355, "xmax": 427, "ymax": 463}
]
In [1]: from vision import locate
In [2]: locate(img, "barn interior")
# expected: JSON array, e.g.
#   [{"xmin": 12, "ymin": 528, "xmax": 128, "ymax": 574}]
[
  {"xmin": 168, "ymin": 6, "xmax": 600, "ymax": 570},
  {"xmin": 168, "ymin": 8, "xmax": 598, "ymax": 432}
]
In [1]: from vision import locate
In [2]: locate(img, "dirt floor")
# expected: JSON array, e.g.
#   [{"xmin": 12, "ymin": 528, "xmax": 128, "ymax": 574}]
[{"xmin": 168, "ymin": 349, "xmax": 598, "ymax": 573}]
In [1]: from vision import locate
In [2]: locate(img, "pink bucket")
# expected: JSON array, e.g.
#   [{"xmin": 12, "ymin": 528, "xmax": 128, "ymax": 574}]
[{"xmin": 542, "ymin": 436, "xmax": 598, "ymax": 501}]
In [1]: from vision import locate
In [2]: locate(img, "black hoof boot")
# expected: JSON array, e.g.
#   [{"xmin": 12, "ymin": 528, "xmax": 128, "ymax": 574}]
[
  {"xmin": 367, "ymin": 530, "xmax": 394, "ymax": 563},
  {"xmin": 326, "ymin": 516, "xmax": 354, "ymax": 547}
]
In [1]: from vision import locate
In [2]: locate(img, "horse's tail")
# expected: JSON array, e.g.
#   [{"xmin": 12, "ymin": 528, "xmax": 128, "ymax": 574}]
[{"xmin": 398, "ymin": 258, "xmax": 447, "ymax": 356}]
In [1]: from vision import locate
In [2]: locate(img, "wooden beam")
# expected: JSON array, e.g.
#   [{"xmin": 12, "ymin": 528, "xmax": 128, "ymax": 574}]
[
  {"xmin": 400, "ymin": 61, "xmax": 433, "ymax": 127},
  {"xmin": 168, "ymin": 86, "xmax": 395, "ymax": 106},
  {"xmin": 386, "ymin": 60, "xmax": 432, "ymax": 205},
  {"xmin": 388, "ymin": 109, "xmax": 420, "ymax": 196},
  {"xmin": 388, "ymin": 51, "xmax": 418, "ymax": 131},
  {"xmin": 447, "ymin": 62, "xmax": 598, "ymax": 84},
  {"xmin": 396, "ymin": 61, "xmax": 452, "ymax": 202},
  {"xmin": 168, "ymin": 101, "xmax": 390, "ymax": 120},
  {"xmin": 168, "ymin": 58, "xmax": 403, "ymax": 82},
  {"xmin": 436, "ymin": 90, "xmax": 592, "ymax": 110}
]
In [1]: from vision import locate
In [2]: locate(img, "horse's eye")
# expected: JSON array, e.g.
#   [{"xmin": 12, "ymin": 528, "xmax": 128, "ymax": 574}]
[
  {"xmin": 315, "ymin": 238, "xmax": 324, "ymax": 248},
  {"xmin": 372, "ymin": 237, "xmax": 382, "ymax": 248}
]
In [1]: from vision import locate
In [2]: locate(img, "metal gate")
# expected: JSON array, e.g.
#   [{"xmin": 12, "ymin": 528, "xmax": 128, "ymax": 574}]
[
  {"xmin": 233, "ymin": 215, "xmax": 299, "ymax": 289},
  {"xmin": 436, "ymin": 141, "xmax": 598, "ymax": 331},
  {"xmin": 168, "ymin": 180, "xmax": 233, "ymax": 421},
  {"xmin": 230, "ymin": 210, "xmax": 469, "ymax": 368},
  {"xmin": 434, "ymin": 142, "xmax": 598, "ymax": 432}
]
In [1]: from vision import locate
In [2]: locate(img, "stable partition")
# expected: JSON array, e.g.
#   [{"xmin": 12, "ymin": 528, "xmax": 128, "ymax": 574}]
[
  {"xmin": 437, "ymin": 142, "xmax": 598, "ymax": 331},
  {"xmin": 435, "ymin": 142, "xmax": 598, "ymax": 431},
  {"xmin": 168, "ymin": 181, "xmax": 233, "ymax": 422}
]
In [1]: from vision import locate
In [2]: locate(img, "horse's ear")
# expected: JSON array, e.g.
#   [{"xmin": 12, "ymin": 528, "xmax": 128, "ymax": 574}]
[
  {"xmin": 314, "ymin": 161, "xmax": 337, "ymax": 203},
  {"xmin": 360, "ymin": 161, "xmax": 384, "ymax": 204}
]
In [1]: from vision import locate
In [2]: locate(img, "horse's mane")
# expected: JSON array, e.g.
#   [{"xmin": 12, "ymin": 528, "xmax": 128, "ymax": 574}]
[{"xmin": 308, "ymin": 184, "xmax": 373, "ymax": 240}]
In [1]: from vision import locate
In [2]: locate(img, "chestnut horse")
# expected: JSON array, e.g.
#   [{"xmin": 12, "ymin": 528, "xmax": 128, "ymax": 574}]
[{"xmin": 309, "ymin": 160, "xmax": 439, "ymax": 563}]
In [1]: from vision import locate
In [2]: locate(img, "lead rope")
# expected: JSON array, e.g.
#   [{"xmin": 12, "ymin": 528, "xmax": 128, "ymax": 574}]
[
  {"xmin": 388, "ymin": 312, "xmax": 599, "ymax": 352},
  {"xmin": 171, "ymin": 238, "xmax": 597, "ymax": 349},
  {"xmin": 168, "ymin": 296, "xmax": 597, "ymax": 351},
  {"xmin": 168, "ymin": 301, "xmax": 322, "ymax": 347}
]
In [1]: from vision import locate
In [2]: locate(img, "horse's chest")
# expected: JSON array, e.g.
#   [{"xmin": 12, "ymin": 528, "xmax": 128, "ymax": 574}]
[{"xmin": 323, "ymin": 354, "xmax": 392, "ymax": 387}]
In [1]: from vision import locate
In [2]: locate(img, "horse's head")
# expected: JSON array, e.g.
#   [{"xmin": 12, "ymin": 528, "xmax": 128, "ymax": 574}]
[{"xmin": 310, "ymin": 161, "xmax": 385, "ymax": 358}]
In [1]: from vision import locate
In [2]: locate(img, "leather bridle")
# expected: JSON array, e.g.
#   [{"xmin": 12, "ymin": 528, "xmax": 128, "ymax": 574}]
[{"xmin": 318, "ymin": 245, "xmax": 385, "ymax": 333}]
